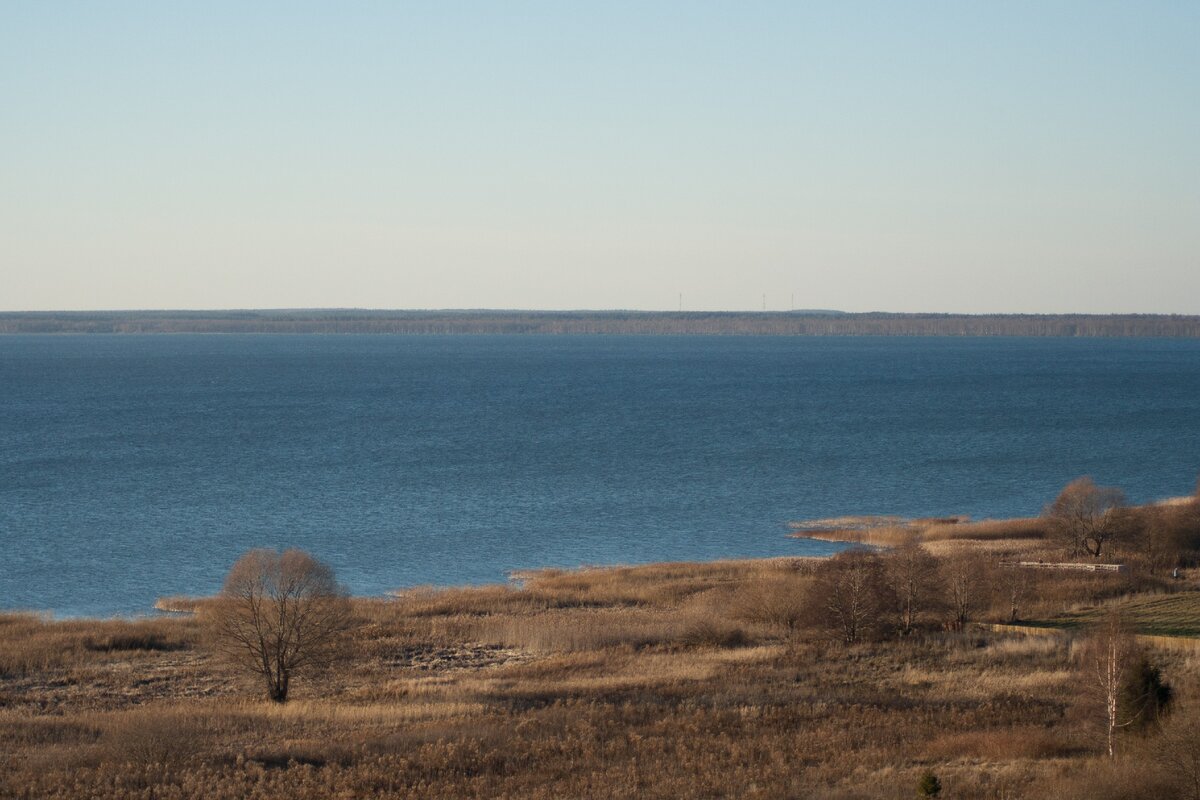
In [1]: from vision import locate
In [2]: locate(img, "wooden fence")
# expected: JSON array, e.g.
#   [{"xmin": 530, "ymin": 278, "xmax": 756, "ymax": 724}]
[{"xmin": 998, "ymin": 561, "xmax": 1128, "ymax": 573}]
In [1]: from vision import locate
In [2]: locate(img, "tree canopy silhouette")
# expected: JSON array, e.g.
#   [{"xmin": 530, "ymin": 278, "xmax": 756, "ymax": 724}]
[
  {"xmin": 1046, "ymin": 477, "xmax": 1126, "ymax": 558},
  {"xmin": 211, "ymin": 548, "xmax": 352, "ymax": 703}
]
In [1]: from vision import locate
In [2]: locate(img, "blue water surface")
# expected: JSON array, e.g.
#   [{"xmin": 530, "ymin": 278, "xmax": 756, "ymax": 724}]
[{"xmin": 2, "ymin": 334, "xmax": 1199, "ymax": 616}]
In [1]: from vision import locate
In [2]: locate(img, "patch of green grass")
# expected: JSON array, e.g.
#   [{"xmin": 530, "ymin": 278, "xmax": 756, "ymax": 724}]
[{"xmin": 1030, "ymin": 592, "xmax": 1200, "ymax": 638}]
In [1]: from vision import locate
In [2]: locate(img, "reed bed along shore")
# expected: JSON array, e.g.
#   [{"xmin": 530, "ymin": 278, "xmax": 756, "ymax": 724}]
[{"xmin": 789, "ymin": 514, "xmax": 1049, "ymax": 547}]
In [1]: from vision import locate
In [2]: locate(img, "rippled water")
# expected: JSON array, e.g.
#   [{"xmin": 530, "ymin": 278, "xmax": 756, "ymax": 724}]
[{"xmin": 2, "ymin": 334, "xmax": 1199, "ymax": 616}]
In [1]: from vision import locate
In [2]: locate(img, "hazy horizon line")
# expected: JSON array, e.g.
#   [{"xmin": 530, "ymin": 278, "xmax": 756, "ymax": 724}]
[{"xmin": 3, "ymin": 308, "xmax": 1199, "ymax": 318}]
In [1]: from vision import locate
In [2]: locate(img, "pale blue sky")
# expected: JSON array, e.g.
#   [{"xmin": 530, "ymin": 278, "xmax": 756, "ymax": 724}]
[{"xmin": 2, "ymin": 2, "xmax": 1197, "ymax": 312}]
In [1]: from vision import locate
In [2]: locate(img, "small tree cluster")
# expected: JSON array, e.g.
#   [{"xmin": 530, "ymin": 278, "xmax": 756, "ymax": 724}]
[
  {"xmin": 805, "ymin": 541, "xmax": 1000, "ymax": 642},
  {"xmin": 1041, "ymin": 475, "xmax": 1200, "ymax": 570},
  {"xmin": 803, "ymin": 550, "xmax": 897, "ymax": 644},
  {"xmin": 886, "ymin": 539, "xmax": 942, "ymax": 635}
]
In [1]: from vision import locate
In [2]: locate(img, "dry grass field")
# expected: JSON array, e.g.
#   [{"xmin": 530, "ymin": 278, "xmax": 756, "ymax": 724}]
[{"xmin": 4, "ymin": 548, "xmax": 1200, "ymax": 800}]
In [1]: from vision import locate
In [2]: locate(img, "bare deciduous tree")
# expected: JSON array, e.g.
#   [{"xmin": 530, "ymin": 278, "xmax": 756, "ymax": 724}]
[
  {"xmin": 804, "ymin": 550, "xmax": 896, "ymax": 644},
  {"xmin": 210, "ymin": 548, "xmax": 352, "ymax": 703},
  {"xmin": 994, "ymin": 562, "xmax": 1033, "ymax": 623},
  {"xmin": 1137, "ymin": 506, "xmax": 1174, "ymax": 575},
  {"xmin": 1079, "ymin": 613, "xmax": 1142, "ymax": 758},
  {"xmin": 942, "ymin": 550, "xmax": 989, "ymax": 631},
  {"xmin": 1045, "ymin": 477, "xmax": 1126, "ymax": 559},
  {"xmin": 885, "ymin": 539, "xmax": 942, "ymax": 634}
]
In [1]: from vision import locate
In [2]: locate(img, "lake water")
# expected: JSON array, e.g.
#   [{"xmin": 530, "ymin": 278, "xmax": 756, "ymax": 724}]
[{"xmin": 2, "ymin": 334, "xmax": 1199, "ymax": 617}]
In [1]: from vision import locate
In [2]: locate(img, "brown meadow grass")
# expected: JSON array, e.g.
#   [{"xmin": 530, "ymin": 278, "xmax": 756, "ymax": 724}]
[{"xmin": 3, "ymin": 549, "xmax": 1199, "ymax": 798}]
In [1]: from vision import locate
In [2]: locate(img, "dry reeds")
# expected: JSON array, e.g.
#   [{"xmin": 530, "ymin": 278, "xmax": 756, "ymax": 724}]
[
  {"xmin": 791, "ymin": 514, "xmax": 1048, "ymax": 548},
  {"xmin": 3, "ymin": 552, "xmax": 1197, "ymax": 799}
]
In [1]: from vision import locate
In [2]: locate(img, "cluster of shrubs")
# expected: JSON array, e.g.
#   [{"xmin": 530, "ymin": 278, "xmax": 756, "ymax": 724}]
[
  {"xmin": 1047, "ymin": 476, "xmax": 1200, "ymax": 568},
  {"xmin": 795, "ymin": 479, "xmax": 1200, "ymax": 647}
]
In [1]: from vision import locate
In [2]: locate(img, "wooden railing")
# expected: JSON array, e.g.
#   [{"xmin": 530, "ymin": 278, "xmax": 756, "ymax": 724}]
[{"xmin": 998, "ymin": 561, "xmax": 1128, "ymax": 573}]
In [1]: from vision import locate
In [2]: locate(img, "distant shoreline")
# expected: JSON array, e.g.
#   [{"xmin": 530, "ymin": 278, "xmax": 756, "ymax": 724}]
[{"xmin": 2, "ymin": 309, "xmax": 1200, "ymax": 337}]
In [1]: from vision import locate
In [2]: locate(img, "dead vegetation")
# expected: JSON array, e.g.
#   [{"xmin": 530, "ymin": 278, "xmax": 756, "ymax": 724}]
[
  {"xmin": 791, "ymin": 514, "xmax": 1049, "ymax": 549},
  {"xmin": 0, "ymin": 560, "xmax": 1195, "ymax": 798}
]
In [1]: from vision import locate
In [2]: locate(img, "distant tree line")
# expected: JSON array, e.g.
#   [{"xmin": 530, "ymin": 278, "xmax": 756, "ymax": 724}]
[{"xmin": 4, "ymin": 310, "xmax": 1200, "ymax": 336}]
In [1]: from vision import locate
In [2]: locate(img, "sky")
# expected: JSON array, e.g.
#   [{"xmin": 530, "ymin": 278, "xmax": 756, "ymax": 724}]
[{"xmin": 1, "ymin": 2, "xmax": 1198, "ymax": 313}]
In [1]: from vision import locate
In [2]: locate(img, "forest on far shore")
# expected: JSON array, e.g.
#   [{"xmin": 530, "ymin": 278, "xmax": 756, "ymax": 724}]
[{"xmin": 3, "ymin": 309, "xmax": 1200, "ymax": 337}]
